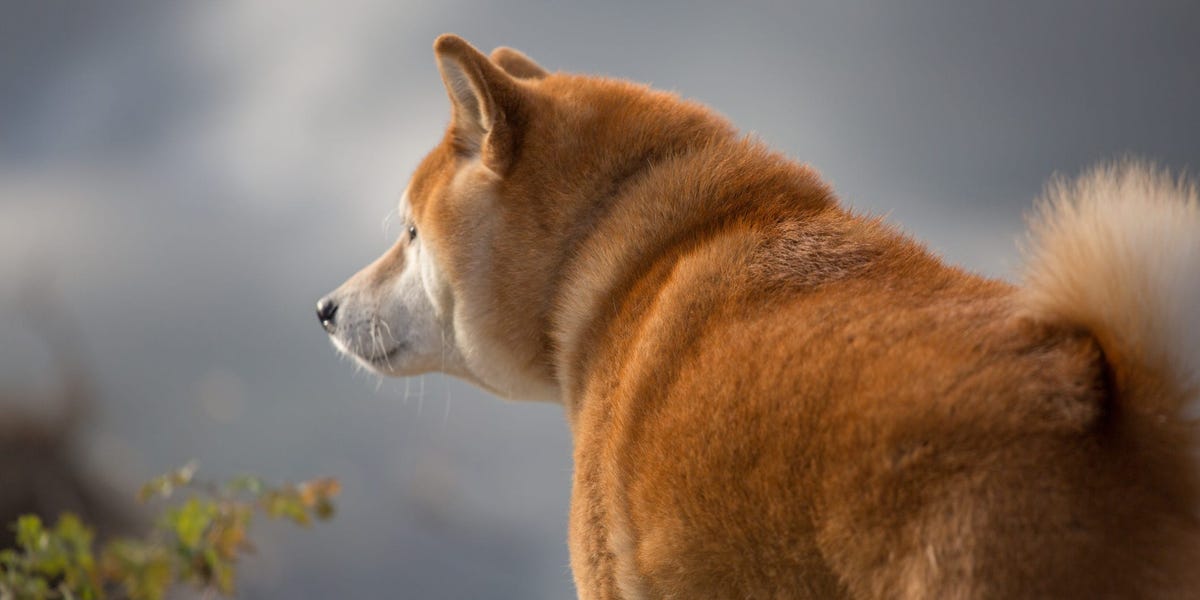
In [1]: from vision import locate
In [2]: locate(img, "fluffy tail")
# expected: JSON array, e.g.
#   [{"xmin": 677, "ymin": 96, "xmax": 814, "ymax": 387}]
[{"xmin": 1021, "ymin": 160, "xmax": 1200, "ymax": 418}]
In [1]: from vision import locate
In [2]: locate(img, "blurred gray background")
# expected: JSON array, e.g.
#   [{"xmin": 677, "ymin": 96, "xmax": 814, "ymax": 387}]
[{"xmin": 1, "ymin": 1, "xmax": 1197, "ymax": 597}]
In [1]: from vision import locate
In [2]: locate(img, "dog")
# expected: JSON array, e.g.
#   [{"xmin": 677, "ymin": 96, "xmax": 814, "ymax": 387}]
[{"xmin": 318, "ymin": 34, "xmax": 1200, "ymax": 599}]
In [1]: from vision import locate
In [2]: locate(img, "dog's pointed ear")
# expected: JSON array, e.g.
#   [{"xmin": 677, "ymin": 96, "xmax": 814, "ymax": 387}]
[
  {"xmin": 490, "ymin": 47, "xmax": 548, "ymax": 80},
  {"xmin": 434, "ymin": 34, "xmax": 529, "ymax": 175}
]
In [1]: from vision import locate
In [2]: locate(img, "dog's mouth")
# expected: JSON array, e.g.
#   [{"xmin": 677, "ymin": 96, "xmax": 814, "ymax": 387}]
[
  {"xmin": 364, "ymin": 343, "xmax": 405, "ymax": 365},
  {"xmin": 329, "ymin": 330, "xmax": 406, "ymax": 368}
]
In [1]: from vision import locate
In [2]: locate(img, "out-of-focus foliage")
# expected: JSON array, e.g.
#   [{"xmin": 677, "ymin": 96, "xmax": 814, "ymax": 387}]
[{"xmin": 0, "ymin": 463, "xmax": 339, "ymax": 600}]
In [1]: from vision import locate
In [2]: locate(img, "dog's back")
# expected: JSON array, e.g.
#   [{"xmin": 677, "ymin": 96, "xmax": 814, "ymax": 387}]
[{"xmin": 566, "ymin": 136, "xmax": 1200, "ymax": 598}]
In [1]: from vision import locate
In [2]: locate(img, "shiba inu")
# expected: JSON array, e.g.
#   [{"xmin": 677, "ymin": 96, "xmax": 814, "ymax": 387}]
[{"xmin": 318, "ymin": 34, "xmax": 1200, "ymax": 599}]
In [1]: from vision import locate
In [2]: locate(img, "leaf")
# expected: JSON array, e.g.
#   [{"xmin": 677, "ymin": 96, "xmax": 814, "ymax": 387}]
[
  {"xmin": 49, "ymin": 515, "xmax": 100, "ymax": 600},
  {"xmin": 297, "ymin": 478, "xmax": 341, "ymax": 508},
  {"xmin": 169, "ymin": 499, "xmax": 216, "ymax": 549},
  {"xmin": 137, "ymin": 461, "xmax": 199, "ymax": 503},
  {"xmin": 100, "ymin": 539, "xmax": 171, "ymax": 600},
  {"xmin": 314, "ymin": 498, "xmax": 336, "ymax": 521},
  {"xmin": 223, "ymin": 475, "xmax": 264, "ymax": 496},
  {"xmin": 208, "ymin": 506, "xmax": 251, "ymax": 559},
  {"xmin": 13, "ymin": 515, "xmax": 46, "ymax": 551},
  {"xmin": 261, "ymin": 491, "xmax": 310, "ymax": 526}
]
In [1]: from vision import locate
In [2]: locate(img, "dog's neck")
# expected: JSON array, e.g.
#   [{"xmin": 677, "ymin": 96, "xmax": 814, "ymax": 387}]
[{"xmin": 548, "ymin": 137, "xmax": 840, "ymax": 417}]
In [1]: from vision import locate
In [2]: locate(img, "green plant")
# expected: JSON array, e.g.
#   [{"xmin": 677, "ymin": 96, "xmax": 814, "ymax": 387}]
[{"xmin": 0, "ymin": 463, "xmax": 339, "ymax": 600}]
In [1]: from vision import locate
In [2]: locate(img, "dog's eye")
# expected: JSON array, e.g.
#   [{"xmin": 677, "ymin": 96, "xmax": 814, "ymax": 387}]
[{"xmin": 408, "ymin": 225, "xmax": 418, "ymax": 241}]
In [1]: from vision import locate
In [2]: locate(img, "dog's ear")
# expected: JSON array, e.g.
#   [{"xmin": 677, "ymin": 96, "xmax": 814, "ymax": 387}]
[
  {"xmin": 434, "ymin": 34, "xmax": 530, "ymax": 175},
  {"xmin": 490, "ymin": 47, "xmax": 548, "ymax": 80}
]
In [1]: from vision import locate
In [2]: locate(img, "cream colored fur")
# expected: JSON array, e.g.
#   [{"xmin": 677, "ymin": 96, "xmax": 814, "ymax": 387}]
[{"xmin": 1021, "ymin": 161, "xmax": 1200, "ymax": 406}]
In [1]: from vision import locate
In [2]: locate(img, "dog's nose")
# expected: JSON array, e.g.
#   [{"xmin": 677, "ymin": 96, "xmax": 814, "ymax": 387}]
[{"xmin": 316, "ymin": 297, "xmax": 339, "ymax": 332}]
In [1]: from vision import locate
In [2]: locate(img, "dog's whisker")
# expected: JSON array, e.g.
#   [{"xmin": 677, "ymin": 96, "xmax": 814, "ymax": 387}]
[
  {"xmin": 379, "ymin": 319, "xmax": 396, "ymax": 345},
  {"xmin": 381, "ymin": 207, "xmax": 398, "ymax": 240},
  {"xmin": 417, "ymin": 375, "xmax": 426, "ymax": 416}
]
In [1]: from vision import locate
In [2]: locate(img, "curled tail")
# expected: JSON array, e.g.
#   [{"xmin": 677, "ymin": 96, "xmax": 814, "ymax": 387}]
[{"xmin": 1021, "ymin": 160, "xmax": 1200, "ymax": 419}]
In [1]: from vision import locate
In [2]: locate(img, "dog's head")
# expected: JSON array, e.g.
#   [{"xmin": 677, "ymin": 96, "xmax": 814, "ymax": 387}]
[{"xmin": 318, "ymin": 34, "xmax": 731, "ymax": 402}]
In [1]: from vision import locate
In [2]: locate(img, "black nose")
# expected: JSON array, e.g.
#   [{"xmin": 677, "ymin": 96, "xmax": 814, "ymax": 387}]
[{"xmin": 316, "ymin": 297, "xmax": 338, "ymax": 332}]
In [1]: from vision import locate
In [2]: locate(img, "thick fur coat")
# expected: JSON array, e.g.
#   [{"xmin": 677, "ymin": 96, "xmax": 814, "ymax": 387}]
[{"xmin": 319, "ymin": 35, "xmax": 1200, "ymax": 599}]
